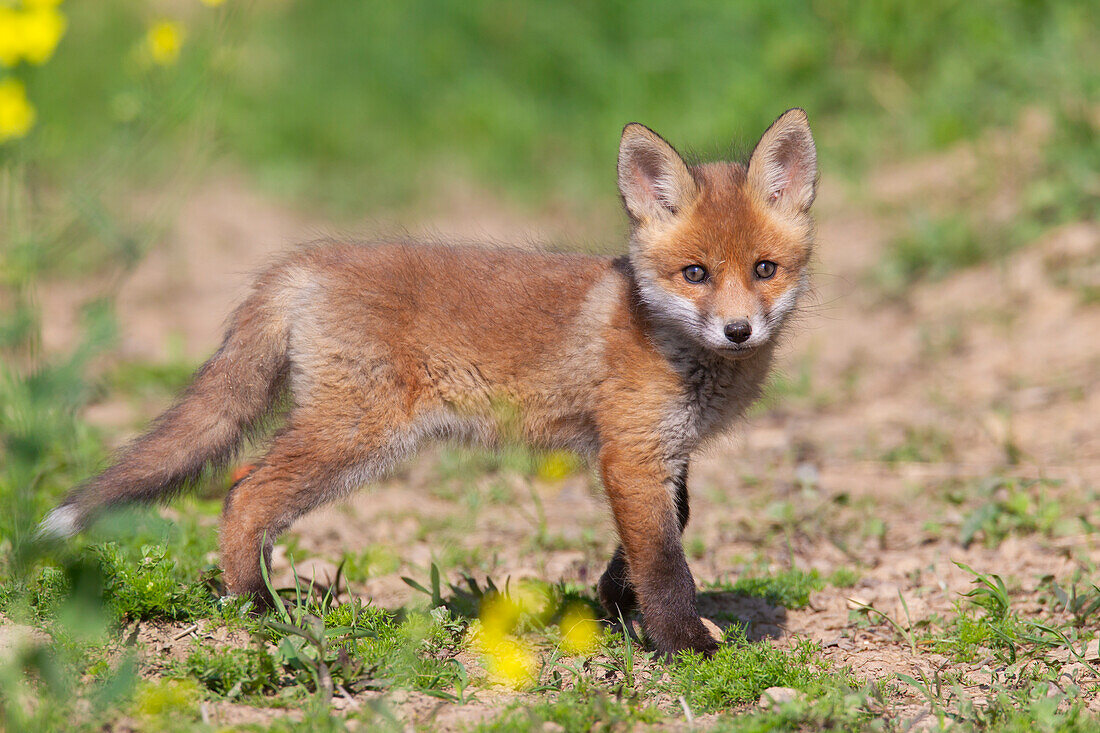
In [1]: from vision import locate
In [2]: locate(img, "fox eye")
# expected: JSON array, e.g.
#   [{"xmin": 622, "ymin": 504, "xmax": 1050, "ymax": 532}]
[
  {"xmin": 682, "ymin": 265, "xmax": 707, "ymax": 283},
  {"xmin": 754, "ymin": 260, "xmax": 777, "ymax": 279}
]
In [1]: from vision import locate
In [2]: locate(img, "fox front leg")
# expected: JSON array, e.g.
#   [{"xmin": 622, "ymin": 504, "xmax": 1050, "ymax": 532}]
[
  {"xmin": 599, "ymin": 447, "xmax": 716, "ymax": 657},
  {"xmin": 598, "ymin": 465, "xmax": 690, "ymax": 618}
]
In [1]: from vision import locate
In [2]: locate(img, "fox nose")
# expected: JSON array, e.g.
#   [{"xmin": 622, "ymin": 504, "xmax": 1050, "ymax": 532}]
[{"xmin": 724, "ymin": 320, "xmax": 752, "ymax": 344}]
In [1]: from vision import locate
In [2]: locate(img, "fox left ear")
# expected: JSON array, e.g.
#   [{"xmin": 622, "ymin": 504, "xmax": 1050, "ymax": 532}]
[
  {"xmin": 618, "ymin": 123, "xmax": 698, "ymax": 225},
  {"xmin": 747, "ymin": 108, "xmax": 818, "ymax": 213}
]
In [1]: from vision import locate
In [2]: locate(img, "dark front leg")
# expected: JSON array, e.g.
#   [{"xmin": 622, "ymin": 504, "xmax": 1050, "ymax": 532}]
[
  {"xmin": 599, "ymin": 451, "xmax": 713, "ymax": 657},
  {"xmin": 598, "ymin": 466, "xmax": 688, "ymax": 618},
  {"xmin": 597, "ymin": 545, "xmax": 636, "ymax": 618}
]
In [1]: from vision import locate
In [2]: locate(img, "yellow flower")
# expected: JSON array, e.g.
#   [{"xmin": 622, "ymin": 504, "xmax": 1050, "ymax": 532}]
[
  {"xmin": 0, "ymin": 77, "xmax": 36, "ymax": 142},
  {"xmin": 476, "ymin": 585, "xmax": 555, "ymax": 689},
  {"xmin": 17, "ymin": 6, "xmax": 67, "ymax": 65},
  {"xmin": 479, "ymin": 592, "xmax": 523, "ymax": 641},
  {"xmin": 559, "ymin": 602, "xmax": 601, "ymax": 655},
  {"xmin": 479, "ymin": 583, "xmax": 553, "ymax": 638},
  {"xmin": 199, "ymin": 0, "xmax": 226, "ymax": 6},
  {"xmin": 479, "ymin": 634, "xmax": 537, "ymax": 689},
  {"xmin": 536, "ymin": 449, "xmax": 580, "ymax": 481},
  {"xmin": 0, "ymin": 6, "xmax": 67, "ymax": 67},
  {"xmin": 146, "ymin": 21, "xmax": 183, "ymax": 66},
  {"xmin": 0, "ymin": 8, "xmax": 23, "ymax": 67}
]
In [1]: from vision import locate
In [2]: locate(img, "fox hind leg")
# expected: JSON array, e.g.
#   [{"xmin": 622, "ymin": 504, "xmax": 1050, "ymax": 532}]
[{"xmin": 219, "ymin": 412, "xmax": 412, "ymax": 604}]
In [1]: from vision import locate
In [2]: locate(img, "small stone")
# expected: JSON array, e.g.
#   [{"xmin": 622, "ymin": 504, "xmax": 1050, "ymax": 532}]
[
  {"xmin": 541, "ymin": 723, "xmax": 565, "ymax": 733},
  {"xmin": 759, "ymin": 686, "xmax": 799, "ymax": 709},
  {"xmin": 846, "ymin": 596, "xmax": 872, "ymax": 611},
  {"xmin": 701, "ymin": 617, "xmax": 723, "ymax": 643},
  {"xmin": 1049, "ymin": 639, "xmax": 1100, "ymax": 664},
  {"xmin": 1059, "ymin": 662, "xmax": 1086, "ymax": 680},
  {"xmin": 794, "ymin": 462, "xmax": 819, "ymax": 489}
]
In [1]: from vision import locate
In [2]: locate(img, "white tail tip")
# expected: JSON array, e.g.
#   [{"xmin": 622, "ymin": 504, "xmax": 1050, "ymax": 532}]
[{"xmin": 37, "ymin": 505, "xmax": 81, "ymax": 540}]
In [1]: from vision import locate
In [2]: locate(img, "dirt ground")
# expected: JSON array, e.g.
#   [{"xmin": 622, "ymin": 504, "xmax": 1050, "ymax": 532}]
[{"xmin": 39, "ymin": 127, "xmax": 1100, "ymax": 726}]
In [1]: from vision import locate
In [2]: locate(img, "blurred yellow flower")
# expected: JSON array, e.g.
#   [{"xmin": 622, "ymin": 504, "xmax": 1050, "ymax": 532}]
[
  {"xmin": 0, "ymin": 77, "xmax": 36, "ymax": 142},
  {"xmin": 146, "ymin": 21, "xmax": 183, "ymax": 66},
  {"xmin": 0, "ymin": 9, "xmax": 19, "ymax": 67},
  {"xmin": 0, "ymin": 5, "xmax": 67, "ymax": 67},
  {"xmin": 18, "ymin": 6, "xmax": 67, "ymax": 65},
  {"xmin": 536, "ymin": 449, "xmax": 580, "ymax": 481},
  {"xmin": 479, "ymin": 592, "xmax": 522, "ymax": 640},
  {"xmin": 559, "ymin": 602, "xmax": 601, "ymax": 655},
  {"xmin": 476, "ymin": 585, "xmax": 557, "ymax": 689},
  {"xmin": 199, "ymin": 0, "xmax": 226, "ymax": 6},
  {"xmin": 479, "ymin": 634, "xmax": 537, "ymax": 689}
]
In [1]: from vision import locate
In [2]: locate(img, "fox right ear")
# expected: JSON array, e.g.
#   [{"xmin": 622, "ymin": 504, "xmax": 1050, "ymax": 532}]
[
  {"xmin": 747, "ymin": 108, "xmax": 818, "ymax": 213},
  {"xmin": 617, "ymin": 124, "xmax": 697, "ymax": 224}
]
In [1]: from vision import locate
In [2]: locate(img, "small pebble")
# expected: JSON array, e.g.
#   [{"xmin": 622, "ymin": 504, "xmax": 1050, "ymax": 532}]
[{"xmin": 759, "ymin": 686, "xmax": 799, "ymax": 709}]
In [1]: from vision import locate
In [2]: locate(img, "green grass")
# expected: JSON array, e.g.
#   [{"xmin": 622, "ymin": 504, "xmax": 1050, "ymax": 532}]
[
  {"xmin": 903, "ymin": 564, "xmax": 1100, "ymax": 730},
  {"xmin": 471, "ymin": 604, "xmax": 869, "ymax": 730},
  {"xmin": 668, "ymin": 628, "xmax": 841, "ymax": 712},
  {"xmin": 902, "ymin": 672, "xmax": 1100, "ymax": 733},
  {"xmin": 707, "ymin": 568, "xmax": 826, "ymax": 610},
  {"xmin": 96, "ymin": 541, "xmax": 216, "ymax": 622},
  {"xmin": 476, "ymin": 691, "xmax": 663, "ymax": 732},
  {"xmin": 925, "ymin": 563, "xmax": 1100, "ymax": 667},
  {"xmin": 0, "ymin": 303, "xmax": 115, "ymax": 571},
  {"xmin": 948, "ymin": 477, "xmax": 1083, "ymax": 549},
  {"xmin": 705, "ymin": 688, "xmax": 876, "ymax": 733},
  {"xmin": 877, "ymin": 214, "xmax": 1002, "ymax": 292},
  {"xmin": 827, "ymin": 567, "xmax": 861, "ymax": 589},
  {"xmin": 180, "ymin": 641, "xmax": 282, "ymax": 698},
  {"xmin": 880, "ymin": 424, "xmax": 956, "ymax": 464},
  {"xmin": 129, "ymin": 679, "xmax": 206, "ymax": 731},
  {"xmin": 1025, "ymin": 105, "xmax": 1100, "ymax": 230},
  {"xmin": 339, "ymin": 544, "xmax": 401, "ymax": 584},
  {"xmin": 105, "ymin": 357, "xmax": 198, "ymax": 403},
  {"xmin": 478, "ymin": 639, "xmax": 875, "ymax": 732},
  {"xmin": 3, "ymin": 499, "xmax": 1096, "ymax": 730}
]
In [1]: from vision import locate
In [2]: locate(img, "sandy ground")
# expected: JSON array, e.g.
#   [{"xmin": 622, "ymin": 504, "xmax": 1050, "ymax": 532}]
[{"xmin": 35, "ymin": 126, "xmax": 1100, "ymax": 726}]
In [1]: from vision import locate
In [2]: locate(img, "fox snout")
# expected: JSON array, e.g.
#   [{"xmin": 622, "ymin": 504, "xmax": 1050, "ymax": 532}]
[{"xmin": 723, "ymin": 319, "xmax": 752, "ymax": 344}]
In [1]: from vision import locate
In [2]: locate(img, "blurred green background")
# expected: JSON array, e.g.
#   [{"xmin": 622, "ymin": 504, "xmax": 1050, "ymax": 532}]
[
  {"xmin": 15, "ymin": 0, "xmax": 1100, "ymax": 213},
  {"xmin": 2, "ymin": 1, "xmax": 1099, "ymax": 728}
]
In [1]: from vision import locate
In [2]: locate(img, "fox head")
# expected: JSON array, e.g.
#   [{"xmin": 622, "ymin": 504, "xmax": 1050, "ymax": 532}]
[{"xmin": 617, "ymin": 109, "xmax": 817, "ymax": 357}]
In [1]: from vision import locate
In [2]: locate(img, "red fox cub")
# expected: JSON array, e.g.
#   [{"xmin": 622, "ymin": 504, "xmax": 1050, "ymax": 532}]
[{"xmin": 42, "ymin": 110, "xmax": 817, "ymax": 656}]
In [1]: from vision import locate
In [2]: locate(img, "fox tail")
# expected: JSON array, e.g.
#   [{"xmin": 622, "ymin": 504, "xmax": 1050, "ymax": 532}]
[{"xmin": 38, "ymin": 281, "xmax": 290, "ymax": 539}]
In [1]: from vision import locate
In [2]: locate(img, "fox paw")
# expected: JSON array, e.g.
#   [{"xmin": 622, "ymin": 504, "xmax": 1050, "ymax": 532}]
[{"xmin": 648, "ymin": 616, "xmax": 721, "ymax": 659}]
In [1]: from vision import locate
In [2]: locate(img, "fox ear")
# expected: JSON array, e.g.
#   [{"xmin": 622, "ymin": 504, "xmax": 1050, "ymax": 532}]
[
  {"xmin": 618, "ymin": 123, "xmax": 697, "ymax": 224},
  {"xmin": 747, "ymin": 108, "xmax": 817, "ymax": 212}
]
